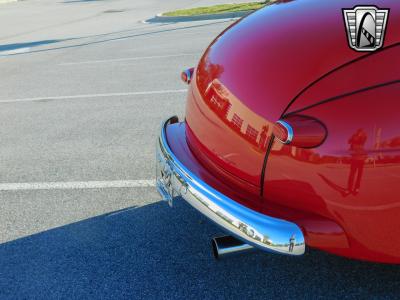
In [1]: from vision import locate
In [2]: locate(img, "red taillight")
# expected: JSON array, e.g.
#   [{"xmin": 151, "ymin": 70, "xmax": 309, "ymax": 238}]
[
  {"xmin": 181, "ymin": 68, "xmax": 194, "ymax": 84},
  {"xmin": 273, "ymin": 115, "xmax": 327, "ymax": 148}
]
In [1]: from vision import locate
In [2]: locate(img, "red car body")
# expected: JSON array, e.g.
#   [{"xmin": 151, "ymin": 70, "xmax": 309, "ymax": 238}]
[{"xmin": 159, "ymin": 0, "xmax": 400, "ymax": 263}]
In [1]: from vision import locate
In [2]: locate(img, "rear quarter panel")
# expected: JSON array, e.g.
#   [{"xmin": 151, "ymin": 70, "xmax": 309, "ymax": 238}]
[{"xmin": 264, "ymin": 82, "xmax": 400, "ymax": 262}]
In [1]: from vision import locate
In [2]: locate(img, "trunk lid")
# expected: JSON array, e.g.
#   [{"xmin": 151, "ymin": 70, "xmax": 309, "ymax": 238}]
[{"xmin": 185, "ymin": 0, "xmax": 397, "ymax": 188}]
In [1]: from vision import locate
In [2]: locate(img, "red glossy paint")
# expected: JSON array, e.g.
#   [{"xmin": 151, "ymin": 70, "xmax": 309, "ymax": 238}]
[
  {"xmin": 181, "ymin": 0, "xmax": 400, "ymax": 263},
  {"xmin": 265, "ymin": 83, "xmax": 400, "ymax": 263}
]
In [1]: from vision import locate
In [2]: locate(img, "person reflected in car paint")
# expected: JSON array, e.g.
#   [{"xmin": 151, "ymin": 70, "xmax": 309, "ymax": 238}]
[{"xmin": 347, "ymin": 128, "xmax": 368, "ymax": 195}]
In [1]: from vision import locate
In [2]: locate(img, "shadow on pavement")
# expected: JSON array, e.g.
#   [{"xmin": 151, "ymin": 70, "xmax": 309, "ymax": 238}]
[
  {"xmin": 0, "ymin": 199, "xmax": 399, "ymax": 299},
  {"xmin": 0, "ymin": 20, "xmax": 230, "ymax": 57},
  {"xmin": 0, "ymin": 40, "xmax": 61, "ymax": 52}
]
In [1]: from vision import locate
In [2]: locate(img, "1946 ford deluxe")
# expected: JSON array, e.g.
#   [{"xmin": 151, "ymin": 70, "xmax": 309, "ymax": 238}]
[{"xmin": 156, "ymin": 0, "xmax": 400, "ymax": 263}]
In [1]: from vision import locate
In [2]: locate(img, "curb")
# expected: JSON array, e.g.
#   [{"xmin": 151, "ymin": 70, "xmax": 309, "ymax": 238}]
[
  {"xmin": 145, "ymin": 10, "xmax": 252, "ymax": 23},
  {"xmin": 0, "ymin": 0, "xmax": 18, "ymax": 3}
]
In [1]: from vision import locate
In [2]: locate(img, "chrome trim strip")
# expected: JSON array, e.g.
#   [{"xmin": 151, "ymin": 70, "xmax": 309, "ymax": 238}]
[
  {"xmin": 276, "ymin": 120, "xmax": 294, "ymax": 144},
  {"xmin": 156, "ymin": 116, "xmax": 305, "ymax": 256}
]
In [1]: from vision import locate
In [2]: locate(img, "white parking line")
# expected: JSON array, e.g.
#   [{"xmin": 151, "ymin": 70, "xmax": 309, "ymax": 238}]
[
  {"xmin": 0, "ymin": 89, "xmax": 187, "ymax": 103},
  {"xmin": 59, "ymin": 53, "xmax": 199, "ymax": 66},
  {"xmin": 0, "ymin": 180, "xmax": 156, "ymax": 191}
]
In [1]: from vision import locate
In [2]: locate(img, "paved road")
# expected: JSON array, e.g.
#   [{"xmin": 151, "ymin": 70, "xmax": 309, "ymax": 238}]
[{"xmin": 0, "ymin": 0, "xmax": 399, "ymax": 299}]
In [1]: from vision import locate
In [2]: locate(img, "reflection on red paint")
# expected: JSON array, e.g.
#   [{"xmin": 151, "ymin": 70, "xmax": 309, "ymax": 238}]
[
  {"xmin": 347, "ymin": 129, "xmax": 367, "ymax": 194},
  {"xmin": 265, "ymin": 83, "xmax": 400, "ymax": 262},
  {"xmin": 186, "ymin": 57, "xmax": 274, "ymax": 187}
]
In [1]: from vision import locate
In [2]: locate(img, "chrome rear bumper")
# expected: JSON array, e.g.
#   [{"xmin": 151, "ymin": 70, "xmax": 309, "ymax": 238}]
[{"xmin": 156, "ymin": 116, "xmax": 305, "ymax": 256}]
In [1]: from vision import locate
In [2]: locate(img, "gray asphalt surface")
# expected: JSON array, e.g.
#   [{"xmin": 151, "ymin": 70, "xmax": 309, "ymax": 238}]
[{"xmin": 0, "ymin": 0, "xmax": 400, "ymax": 299}]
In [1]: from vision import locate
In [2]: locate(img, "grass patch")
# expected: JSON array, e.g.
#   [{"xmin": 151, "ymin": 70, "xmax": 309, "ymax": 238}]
[{"xmin": 162, "ymin": 2, "xmax": 269, "ymax": 17}]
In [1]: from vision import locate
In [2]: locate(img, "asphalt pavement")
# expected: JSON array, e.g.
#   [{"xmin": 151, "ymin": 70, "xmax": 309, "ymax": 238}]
[{"xmin": 0, "ymin": 0, "xmax": 400, "ymax": 299}]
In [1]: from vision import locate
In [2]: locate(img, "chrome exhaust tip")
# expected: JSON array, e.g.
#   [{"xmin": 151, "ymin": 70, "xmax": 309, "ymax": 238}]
[{"xmin": 212, "ymin": 236, "xmax": 254, "ymax": 259}]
